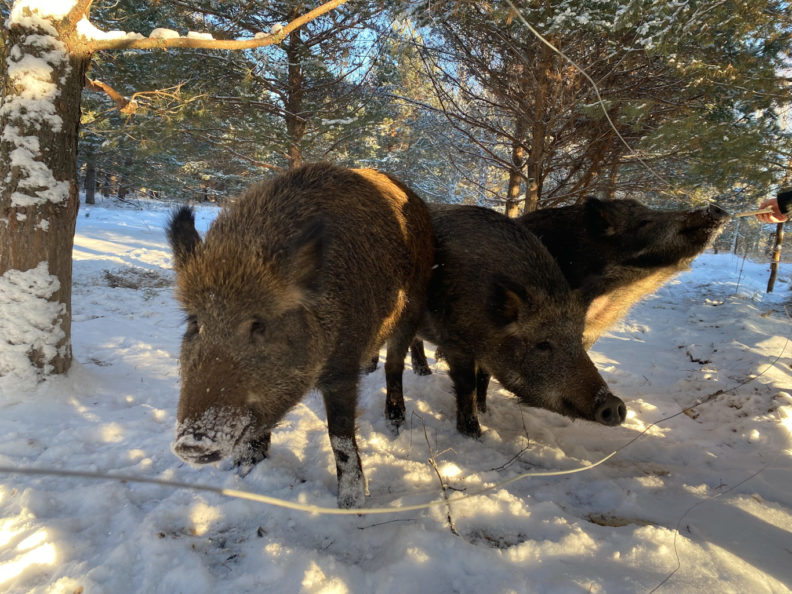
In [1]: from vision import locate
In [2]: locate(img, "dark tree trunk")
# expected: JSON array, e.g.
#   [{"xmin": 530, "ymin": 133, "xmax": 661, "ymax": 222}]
[
  {"xmin": 505, "ymin": 119, "xmax": 526, "ymax": 218},
  {"xmin": 0, "ymin": 17, "xmax": 89, "ymax": 379},
  {"xmin": 284, "ymin": 19, "xmax": 306, "ymax": 170},
  {"xmin": 101, "ymin": 171, "xmax": 111, "ymax": 197},
  {"xmin": 85, "ymin": 158, "xmax": 96, "ymax": 205},
  {"xmin": 524, "ymin": 44, "xmax": 553, "ymax": 215},
  {"xmin": 766, "ymin": 223, "xmax": 784, "ymax": 293}
]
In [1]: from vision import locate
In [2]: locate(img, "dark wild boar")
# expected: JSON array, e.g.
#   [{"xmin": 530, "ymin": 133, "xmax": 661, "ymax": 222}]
[
  {"xmin": 520, "ymin": 197, "xmax": 730, "ymax": 348},
  {"xmin": 410, "ymin": 198, "xmax": 729, "ymax": 413},
  {"xmin": 405, "ymin": 204, "xmax": 626, "ymax": 438},
  {"xmin": 167, "ymin": 163, "xmax": 434, "ymax": 508}
]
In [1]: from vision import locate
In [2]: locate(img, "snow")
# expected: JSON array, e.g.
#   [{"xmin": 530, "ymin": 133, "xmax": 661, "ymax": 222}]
[
  {"xmin": 7, "ymin": 0, "xmax": 77, "ymax": 26},
  {"xmin": 149, "ymin": 28, "xmax": 180, "ymax": 40},
  {"xmin": 76, "ymin": 18, "xmax": 143, "ymax": 42},
  {"xmin": 0, "ymin": 197, "xmax": 791, "ymax": 592},
  {"xmin": 187, "ymin": 32, "xmax": 215, "ymax": 41},
  {"xmin": 0, "ymin": 33, "xmax": 70, "ymax": 207},
  {"xmin": 0, "ymin": 262, "xmax": 64, "ymax": 388}
]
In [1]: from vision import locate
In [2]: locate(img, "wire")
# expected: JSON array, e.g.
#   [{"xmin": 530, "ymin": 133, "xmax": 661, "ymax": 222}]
[{"xmin": 0, "ymin": 452, "xmax": 617, "ymax": 516}]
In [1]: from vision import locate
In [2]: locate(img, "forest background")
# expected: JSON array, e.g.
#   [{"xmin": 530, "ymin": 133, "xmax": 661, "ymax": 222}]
[{"xmin": 0, "ymin": 0, "xmax": 791, "ymax": 382}]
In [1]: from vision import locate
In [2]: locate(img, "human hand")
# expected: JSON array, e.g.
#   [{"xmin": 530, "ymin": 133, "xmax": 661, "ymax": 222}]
[{"xmin": 755, "ymin": 199, "xmax": 788, "ymax": 224}]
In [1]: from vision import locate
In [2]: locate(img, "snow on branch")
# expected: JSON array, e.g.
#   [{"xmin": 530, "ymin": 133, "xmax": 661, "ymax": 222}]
[{"xmin": 79, "ymin": 0, "xmax": 351, "ymax": 52}]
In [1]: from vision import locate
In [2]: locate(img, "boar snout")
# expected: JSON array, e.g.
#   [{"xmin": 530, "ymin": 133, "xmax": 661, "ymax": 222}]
[
  {"xmin": 685, "ymin": 203, "xmax": 730, "ymax": 233},
  {"xmin": 171, "ymin": 407, "xmax": 256, "ymax": 465},
  {"xmin": 705, "ymin": 203, "xmax": 730, "ymax": 223},
  {"xmin": 172, "ymin": 431, "xmax": 224, "ymax": 464},
  {"xmin": 594, "ymin": 392, "xmax": 626, "ymax": 426}
]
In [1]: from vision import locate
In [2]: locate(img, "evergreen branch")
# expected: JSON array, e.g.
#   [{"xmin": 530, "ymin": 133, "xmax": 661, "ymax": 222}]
[{"xmin": 184, "ymin": 131, "xmax": 284, "ymax": 173}]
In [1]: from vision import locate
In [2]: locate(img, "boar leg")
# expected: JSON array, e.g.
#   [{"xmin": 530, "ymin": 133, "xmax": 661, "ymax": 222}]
[
  {"xmin": 475, "ymin": 368, "xmax": 491, "ymax": 413},
  {"xmin": 445, "ymin": 351, "xmax": 482, "ymax": 438},
  {"xmin": 409, "ymin": 338, "xmax": 432, "ymax": 376},
  {"xmin": 233, "ymin": 429, "xmax": 272, "ymax": 474},
  {"xmin": 384, "ymin": 326, "xmax": 416, "ymax": 430},
  {"xmin": 320, "ymin": 371, "xmax": 367, "ymax": 509}
]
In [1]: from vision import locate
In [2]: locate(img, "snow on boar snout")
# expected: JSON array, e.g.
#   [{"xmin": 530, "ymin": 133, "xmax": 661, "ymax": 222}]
[
  {"xmin": 166, "ymin": 163, "xmax": 434, "ymax": 508},
  {"xmin": 172, "ymin": 406, "xmax": 259, "ymax": 465}
]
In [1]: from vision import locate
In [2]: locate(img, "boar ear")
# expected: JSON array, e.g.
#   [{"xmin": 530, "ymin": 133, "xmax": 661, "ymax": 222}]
[
  {"xmin": 584, "ymin": 196, "xmax": 619, "ymax": 236},
  {"xmin": 167, "ymin": 206, "xmax": 202, "ymax": 270},
  {"xmin": 488, "ymin": 275, "xmax": 528, "ymax": 327},
  {"xmin": 285, "ymin": 216, "xmax": 327, "ymax": 298}
]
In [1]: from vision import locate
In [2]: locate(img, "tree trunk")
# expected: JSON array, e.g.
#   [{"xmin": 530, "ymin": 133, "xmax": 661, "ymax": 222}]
[
  {"xmin": 85, "ymin": 158, "xmax": 96, "ymax": 205},
  {"xmin": 0, "ymin": 16, "xmax": 88, "ymax": 382},
  {"xmin": 505, "ymin": 129, "xmax": 525, "ymax": 217},
  {"xmin": 284, "ymin": 15, "xmax": 306, "ymax": 170},
  {"xmin": 524, "ymin": 43, "xmax": 553, "ymax": 214},
  {"xmin": 101, "ymin": 171, "xmax": 111, "ymax": 197},
  {"xmin": 605, "ymin": 160, "xmax": 620, "ymax": 200},
  {"xmin": 766, "ymin": 223, "xmax": 784, "ymax": 293}
]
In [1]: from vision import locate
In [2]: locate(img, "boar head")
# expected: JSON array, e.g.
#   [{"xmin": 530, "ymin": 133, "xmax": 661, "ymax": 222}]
[
  {"xmin": 482, "ymin": 275, "xmax": 626, "ymax": 426},
  {"xmin": 167, "ymin": 206, "xmax": 327, "ymax": 465}
]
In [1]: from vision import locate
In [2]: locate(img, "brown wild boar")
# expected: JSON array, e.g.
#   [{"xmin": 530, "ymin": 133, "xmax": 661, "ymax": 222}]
[
  {"xmin": 403, "ymin": 204, "xmax": 626, "ymax": 437},
  {"xmin": 409, "ymin": 198, "xmax": 729, "ymax": 414},
  {"xmin": 167, "ymin": 163, "xmax": 434, "ymax": 508}
]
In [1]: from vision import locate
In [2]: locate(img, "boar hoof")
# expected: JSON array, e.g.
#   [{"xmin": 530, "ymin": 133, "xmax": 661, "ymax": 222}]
[
  {"xmin": 337, "ymin": 474, "xmax": 367, "ymax": 509},
  {"xmin": 232, "ymin": 433, "xmax": 271, "ymax": 473},
  {"xmin": 385, "ymin": 402, "xmax": 406, "ymax": 432},
  {"xmin": 456, "ymin": 415, "xmax": 482, "ymax": 438},
  {"xmin": 412, "ymin": 362, "xmax": 432, "ymax": 376}
]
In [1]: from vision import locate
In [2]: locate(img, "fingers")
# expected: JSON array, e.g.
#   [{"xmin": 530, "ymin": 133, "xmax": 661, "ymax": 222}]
[{"xmin": 756, "ymin": 200, "xmax": 788, "ymax": 224}]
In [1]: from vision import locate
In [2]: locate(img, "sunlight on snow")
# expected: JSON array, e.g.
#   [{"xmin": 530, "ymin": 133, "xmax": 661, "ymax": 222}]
[
  {"xmin": 99, "ymin": 422, "xmax": 125, "ymax": 443},
  {"xmin": 72, "ymin": 234, "xmax": 170, "ymax": 267},
  {"xmin": 301, "ymin": 561, "xmax": 349, "ymax": 593},
  {"xmin": 15, "ymin": 529, "xmax": 47, "ymax": 552},
  {"xmin": 67, "ymin": 396, "xmax": 99, "ymax": 422},
  {"xmin": 776, "ymin": 404, "xmax": 792, "ymax": 454},
  {"xmin": 189, "ymin": 502, "xmax": 222, "ymax": 537},
  {"xmin": 0, "ymin": 523, "xmax": 56, "ymax": 586},
  {"xmin": 406, "ymin": 547, "xmax": 430, "ymax": 563},
  {"xmin": 731, "ymin": 495, "xmax": 792, "ymax": 535},
  {"xmin": 438, "ymin": 461, "xmax": 462, "ymax": 479}
]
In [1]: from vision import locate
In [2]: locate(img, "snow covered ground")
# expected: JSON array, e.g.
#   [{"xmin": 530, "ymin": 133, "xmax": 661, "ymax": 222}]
[{"xmin": 0, "ymin": 197, "xmax": 791, "ymax": 593}]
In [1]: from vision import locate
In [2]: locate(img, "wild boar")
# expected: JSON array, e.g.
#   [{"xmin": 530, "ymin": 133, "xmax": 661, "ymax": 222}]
[
  {"xmin": 409, "ymin": 198, "xmax": 729, "ymax": 414},
  {"xmin": 519, "ymin": 197, "xmax": 730, "ymax": 348},
  {"xmin": 406, "ymin": 204, "xmax": 626, "ymax": 437},
  {"xmin": 167, "ymin": 163, "xmax": 434, "ymax": 508}
]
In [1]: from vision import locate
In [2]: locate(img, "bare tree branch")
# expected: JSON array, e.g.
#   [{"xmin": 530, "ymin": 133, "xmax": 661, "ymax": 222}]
[
  {"xmin": 66, "ymin": 0, "xmax": 93, "ymax": 30},
  {"xmin": 80, "ymin": 0, "xmax": 351, "ymax": 53},
  {"xmin": 84, "ymin": 76, "xmax": 130, "ymax": 112}
]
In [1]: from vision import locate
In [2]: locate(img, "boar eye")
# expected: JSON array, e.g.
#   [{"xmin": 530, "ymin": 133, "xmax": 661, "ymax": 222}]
[
  {"xmin": 535, "ymin": 340, "xmax": 552, "ymax": 352},
  {"xmin": 249, "ymin": 319, "xmax": 267, "ymax": 339}
]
